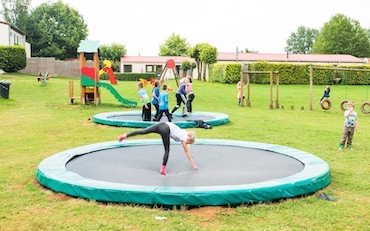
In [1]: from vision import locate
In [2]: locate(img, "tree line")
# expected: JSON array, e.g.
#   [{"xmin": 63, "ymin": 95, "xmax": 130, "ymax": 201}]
[{"xmin": 1, "ymin": 0, "xmax": 370, "ymax": 78}]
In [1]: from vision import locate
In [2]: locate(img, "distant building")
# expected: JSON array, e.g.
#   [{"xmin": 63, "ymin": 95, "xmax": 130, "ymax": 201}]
[
  {"xmin": 0, "ymin": 20, "xmax": 31, "ymax": 57},
  {"xmin": 120, "ymin": 56, "xmax": 197, "ymax": 78},
  {"xmin": 120, "ymin": 52, "xmax": 366, "ymax": 80},
  {"xmin": 217, "ymin": 52, "xmax": 365, "ymax": 65}
]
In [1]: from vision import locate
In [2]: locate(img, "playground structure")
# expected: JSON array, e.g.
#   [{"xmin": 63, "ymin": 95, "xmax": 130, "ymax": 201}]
[
  {"xmin": 69, "ymin": 40, "xmax": 137, "ymax": 107},
  {"xmin": 158, "ymin": 59, "xmax": 180, "ymax": 88},
  {"xmin": 309, "ymin": 65, "xmax": 370, "ymax": 113},
  {"xmin": 240, "ymin": 70, "xmax": 280, "ymax": 109},
  {"xmin": 37, "ymin": 72, "xmax": 50, "ymax": 85}
]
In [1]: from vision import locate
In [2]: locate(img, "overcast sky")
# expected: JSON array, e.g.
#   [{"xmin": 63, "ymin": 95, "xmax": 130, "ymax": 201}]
[{"xmin": 18, "ymin": 0, "xmax": 370, "ymax": 55}]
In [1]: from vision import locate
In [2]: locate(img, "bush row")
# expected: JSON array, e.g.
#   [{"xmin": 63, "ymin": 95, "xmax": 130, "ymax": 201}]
[
  {"xmin": 209, "ymin": 61, "xmax": 370, "ymax": 85},
  {"xmin": 100, "ymin": 72, "xmax": 157, "ymax": 81}
]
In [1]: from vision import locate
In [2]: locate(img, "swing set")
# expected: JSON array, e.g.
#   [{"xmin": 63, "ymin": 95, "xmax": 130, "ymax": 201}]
[
  {"xmin": 240, "ymin": 70, "xmax": 280, "ymax": 109},
  {"xmin": 158, "ymin": 59, "xmax": 181, "ymax": 88},
  {"xmin": 310, "ymin": 65, "xmax": 370, "ymax": 113}
]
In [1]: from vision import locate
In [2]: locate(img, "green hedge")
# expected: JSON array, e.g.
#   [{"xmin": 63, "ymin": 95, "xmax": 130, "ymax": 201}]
[
  {"xmin": 100, "ymin": 72, "xmax": 157, "ymax": 81},
  {"xmin": 0, "ymin": 45, "xmax": 27, "ymax": 73},
  {"xmin": 209, "ymin": 62, "xmax": 370, "ymax": 85}
]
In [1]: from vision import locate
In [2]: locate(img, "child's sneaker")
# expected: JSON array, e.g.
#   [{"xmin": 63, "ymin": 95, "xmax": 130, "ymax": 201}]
[
  {"xmin": 338, "ymin": 144, "xmax": 344, "ymax": 150},
  {"xmin": 347, "ymin": 145, "xmax": 353, "ymax": 150},
  {"xmin": 160, "ymin": 165, "xmax": 168, "ymax": 175}
]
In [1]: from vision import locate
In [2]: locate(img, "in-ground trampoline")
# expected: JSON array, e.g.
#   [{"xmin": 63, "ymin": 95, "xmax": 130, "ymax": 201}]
[
  {"xmin": 36, "ymin": 139, "xmax": 331, "ymax": 206},
  {"xmin": 93, "ymin": 111, "xmax": 229, "ymax": 128}
]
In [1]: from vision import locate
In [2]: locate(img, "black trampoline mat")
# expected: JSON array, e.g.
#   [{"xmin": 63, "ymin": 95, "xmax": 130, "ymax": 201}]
[{"xmin": 66, "ymin": 144, "xmax": 304, "ymax": 187}]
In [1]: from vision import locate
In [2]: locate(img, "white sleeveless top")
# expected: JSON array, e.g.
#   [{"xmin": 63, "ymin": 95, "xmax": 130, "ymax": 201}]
[{"xmin": 165, "ymin": 122, "xmax": 188, "ymax": 142}]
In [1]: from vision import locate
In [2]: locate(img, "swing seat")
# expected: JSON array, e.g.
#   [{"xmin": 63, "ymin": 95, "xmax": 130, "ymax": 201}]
[{"xmin": 333, "ymin": 78, "xmax": 342, "ymax": 84}]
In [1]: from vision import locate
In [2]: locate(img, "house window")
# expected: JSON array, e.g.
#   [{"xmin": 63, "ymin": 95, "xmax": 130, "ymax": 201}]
[
  {"xmin": 155, "ymin": 65, "xmax": 162, "ymax": 74},
  {"xmin": 123, "ymin": 65, "xmax": 132, "ymax": 72},
  {"xmin": 14, "ymin": 34, "xmax": 19, "ymax": 45},
  {"xmin": 146, "ymin": 65, "xmax": 154, "ymax": 72}
]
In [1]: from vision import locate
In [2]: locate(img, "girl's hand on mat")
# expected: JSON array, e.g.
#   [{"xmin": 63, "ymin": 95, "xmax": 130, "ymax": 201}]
[{"xmin": 191, "ymin": 162, "xmax": 198, "ymax": 170}]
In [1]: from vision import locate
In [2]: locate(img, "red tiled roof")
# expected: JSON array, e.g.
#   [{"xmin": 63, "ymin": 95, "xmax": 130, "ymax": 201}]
[
  {"xmin": 120, "ymin": 53, "xmax": 364, "ymax": 64},
  {"xmin": 217, "ymin": 52, "xmax": 364, "ymax": 63},
  {"xmin": 121, "ymin": 56, "xmax": 195, "ymax": 63}
]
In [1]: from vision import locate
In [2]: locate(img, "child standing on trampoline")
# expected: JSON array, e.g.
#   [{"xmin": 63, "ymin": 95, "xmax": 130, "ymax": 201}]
[
  {"xmin": 153, "ymin": 85, "xmax": 172, "ymax": 122},
  {"xmin": 170, "ymin": 79, "xmax": 187, "ymax": 116},
  {"xmin": 338, "ymin": 101, "xmax": 358, "ymax": 150},
  {"xmin": 137, "ymin": 82, "xmax": 151, "ymax": 121},
  {"xmin": 185, "ymin": 76, "xmax": 195, "ymax": 115},
  {"xmin": 151, "ymin": 80, "xmax": 160, "ymax": 120},
  {"xmin": 118, "ymin": 122, "xmax": 198, "ymax": 175}
]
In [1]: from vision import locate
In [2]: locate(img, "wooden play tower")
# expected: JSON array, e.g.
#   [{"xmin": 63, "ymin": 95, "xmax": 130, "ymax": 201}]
[{"xmin": 77, "ymin": 40, "xmax": 100, "ymax": 105}]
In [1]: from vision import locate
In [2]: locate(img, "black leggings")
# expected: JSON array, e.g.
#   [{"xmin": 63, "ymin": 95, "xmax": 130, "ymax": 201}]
[
  {"xmin": 186, "ymin": 93, "xmax": 195, "ymax": 113},
  {"xmin": 171, "ymin": 93, "xmax": 187, "ymax": 114},
  {"xmin": 127, "ymin": 122, "xmax": 170, "ymax": 165}
]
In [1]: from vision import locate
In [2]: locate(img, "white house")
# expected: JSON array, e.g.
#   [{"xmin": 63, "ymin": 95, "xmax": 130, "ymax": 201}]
[
  {"xmin": 0, "ymin": 20, "xmax": 31, "ymax": 57},
  {"xmin": 120, "ymin": 56, "xmax": 197, "ymax": 79},
  {"xmin": 120, "ymin": 53, "xmax": 365, "ymax": 82}
]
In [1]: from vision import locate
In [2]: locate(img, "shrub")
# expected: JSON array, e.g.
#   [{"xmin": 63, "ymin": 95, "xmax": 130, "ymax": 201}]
[{"xmin": 0, "ymin": 45, "xmax": 27, "ymax": 72}]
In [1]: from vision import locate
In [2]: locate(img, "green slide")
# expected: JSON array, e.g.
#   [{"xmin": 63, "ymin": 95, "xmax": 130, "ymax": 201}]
[{"xmin": 97, "ymin": 82, "xmax": 137, "ymax": 107}]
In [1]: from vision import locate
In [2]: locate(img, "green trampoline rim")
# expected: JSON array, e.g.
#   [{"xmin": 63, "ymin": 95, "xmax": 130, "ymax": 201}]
[
  {"xmin": 35, "ymin": 139, "xmax": 331, "ymax": 206},
  {"xmin": 93, "ymin": 111, "xmax": 229, "ymax": 128}
]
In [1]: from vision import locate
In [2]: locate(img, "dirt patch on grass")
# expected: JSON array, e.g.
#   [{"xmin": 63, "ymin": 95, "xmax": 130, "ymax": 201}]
[
  {"xmin": 50, "ymin": 192, "xmax": 74, "ymax": 201},
  {"xmin": 184, "ymin": 206, "xmax": 236, "ymax": 219},
  {"xmin": 82, "ymin": 118, "xmax": 93, "ymax": 126}
]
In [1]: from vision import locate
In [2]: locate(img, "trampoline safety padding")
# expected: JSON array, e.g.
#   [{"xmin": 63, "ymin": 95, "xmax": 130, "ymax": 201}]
[
  {"xmin": 35, "ymin": 139, "xmax": 331, "ymax": 206},
  {"xmin": 93, "ymin": 111, "xmax": 229, "ymax": 128}
]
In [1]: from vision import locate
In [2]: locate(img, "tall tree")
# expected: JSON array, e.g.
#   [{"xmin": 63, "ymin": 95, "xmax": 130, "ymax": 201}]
[
  {"xmin": 0, "ymin": 0, "xmax": 31, "ymax": 31},
  {"xmin": 188, "ymin": 44, "xmax": 202, "ymax": 80},
  {"xmin": 99, "ymin": 43, "xmax": 126, "ymax": 72},
  {"xmin": 159, "ymin": 33, "xmax": 189, "ymax": 56},
  {"xmin": 200, "ymin": 44, "xmax": 217, "ymax": 81},
  {"xmin": 188, "ymin": 43, "xmax": 217, "ymax": 81},
  {"xmin": 25, "ymin": 0, "xmax": 88, "ymax": 59},
  {"xmin": 243, "ymin": 48, "xmax": 258, "ymax": 53},
  {"xmin": 311, "ymin": 14, "xmax": 370, "ymax": 57},
  {"xmin": 285, "ymin": 26, "xmax": 318, "ymax": 54},
  {"xmin": 99, "ymin": 43, "xmax": 126, "ymax": 62},
  {"xmin": 366, "ymin": 27, "xmax": 370, "ymax": 41}
]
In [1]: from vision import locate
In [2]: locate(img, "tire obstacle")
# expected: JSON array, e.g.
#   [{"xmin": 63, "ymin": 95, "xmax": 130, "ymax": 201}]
[{"xmin": 310, "ymin": 65, "xmax": 370, "ymax": 114}]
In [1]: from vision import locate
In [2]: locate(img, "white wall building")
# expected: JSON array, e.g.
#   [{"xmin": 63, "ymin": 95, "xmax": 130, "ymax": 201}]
[
  {"xmin": 0, "ymin": 20, "xmax": 31, "ymax": 57},
  {"xmin": 120, "ymin": 56, "xmax": 198, "ymax": 79}
]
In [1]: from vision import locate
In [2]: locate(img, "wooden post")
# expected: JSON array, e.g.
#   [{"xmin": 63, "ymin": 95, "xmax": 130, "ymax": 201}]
[
  {"xmin": 246, "ymin": 72, "xmax": 251, "ymax": 106},
  {"xmin": 269, "ymin": 71, "xmax": 273, "ymax": 109},
  {"xmin": 310, "ymin": 65, "xmax": 313, "ymax": 110},
  {"xmin": 93, "ymin": 52, "xmax": 100, "ymax": 105},
  {"xmin": 275, "ymin": 72, "xmax": 280, "ymax": 109},
  {"xmin": 79, "ymin": 53, "xmax": 86, "ymax": 105},
  {"xmin": 68, "ymin": 80, "xmax": 74, "ymax": 99},
  {"xmin": 240, "ymin": 71, "xmax": 244, "ymax": 106}
]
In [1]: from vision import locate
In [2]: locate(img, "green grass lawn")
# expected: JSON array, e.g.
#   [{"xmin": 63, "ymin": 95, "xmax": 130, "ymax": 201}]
[{"xmin": 0, "ymin": 73, "xmax": 369, "ymax": 230}]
